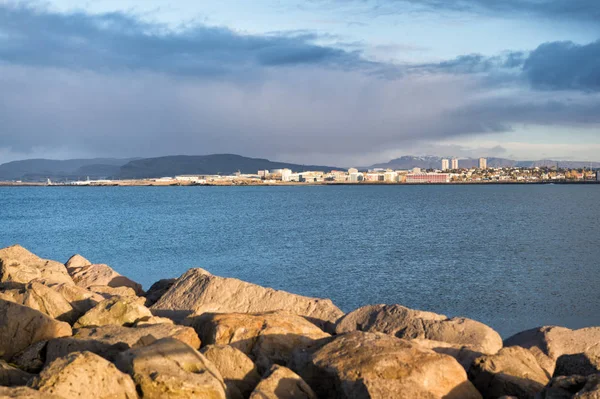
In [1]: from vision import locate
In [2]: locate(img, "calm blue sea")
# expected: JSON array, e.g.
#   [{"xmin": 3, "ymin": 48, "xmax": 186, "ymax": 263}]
[{"xmin": 1, "ymin": 185, "xmax": 598, "ymax": 337}]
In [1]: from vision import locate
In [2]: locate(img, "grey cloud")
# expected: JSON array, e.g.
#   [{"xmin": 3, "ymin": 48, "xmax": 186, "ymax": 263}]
[
  {"xmin": 524, "ymin": 40, "xmax": 600, "ymax": 92},
  {"xmin": 317, "ymin": 0, "xmax": 600, "ymax": 22},
  {"xmin": 0, "ymin": 4, "xmax": 383, "ymax": 77}
]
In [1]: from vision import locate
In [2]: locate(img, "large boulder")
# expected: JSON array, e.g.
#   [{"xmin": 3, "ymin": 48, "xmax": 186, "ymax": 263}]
[
  {"xmin": 115, "ymin": 338, "xmax": 227, "ymax": 399},
  {"xmin": 9, "ymin": 341, "xmax": 48, "ymax": 373},
  {"xmin": 151, "ymin": 268, "xmax": 343, "ymax": 332},
  {"xmin": 69, "ymin": 263, "xmax": 143, "ymax": 295},
  {"xmin": 73, "ymin": 295, "xmax": 152, "ymax": 328},
  {"xmin": 89, "ymin": 286, "xmax": 138, "ymax": 299},
  {"xmin": 48, "ymin": 284, "xmax": 104, "ymax": 317},
  {"xmin": 0, "ymin": 246, "xmax": 73, "ymax": 286},
  {"xmin": 537, "ymin": 374, "xmax": 600, "ymax": 398},
  {"xmin": 554, "ymin": 349, "xmax": 600, "ymax": 378},
  {"xmin": 249, "ymin": 365, "xmax": 317, "ymax": 399},
  {"xmin": 0, "ymin": 386, "xmax": 64, "ymax": 398},
  {"xmin": 64, "ymin": 254, "xmax": 91, "ymax": 273},
  {"xmin": 0, "ymin": 299, "xmax": 71, "ymax": 361},
  {"xmin": 29, "ymin": 351, "xmax": 138, "ymax": 399},
  {"xmin": 504, "ymin": 326, "xmax": 600, "ymax": 376},
  {"xmin": 0, "ymin": 282, "xmax": 76, "ymax": 324},
  {"xmin": 201, "ymin": 345, "xmax": 261, "ymax": 398},
  {"xmin": 335, "ymin": 304, "xmax": 502, "ymax": 354},
  {"xmin": 297, "ymin": 331, "xmax": 482, "ymax": 399},
  {"xmin": 0, "ymin": 361, "xmax": 32, "ymax": 387},
  {"xmin": 188, "ymin": 311, "xmax": 330, "ymax": 371},
  {"xmin": 412, "ymin": 338, "xmax": 484, "ymax": 371},
  {"xmin": 74, "ymin": 323, "xmax": 201, "ymax": 349},
  {"xmin": 144, "ymin": 279, "xmax": 176, "ymax": 307},
  {"xmin": 467, "ymin": 346, "xmax": 550, "ymax": 399}
]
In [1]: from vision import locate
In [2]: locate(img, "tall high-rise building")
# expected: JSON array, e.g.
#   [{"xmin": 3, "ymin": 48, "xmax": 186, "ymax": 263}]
[
  {"xmin": 479, "ymin": 157, "xmax": 487, "ymax": 169},
  {"xmin": 441, "ymin": 159, "xmax": 449, "ymax": 171},
  {"xmin": 451, "ymin": 158, "xmax": 459, "ymax": 170}
]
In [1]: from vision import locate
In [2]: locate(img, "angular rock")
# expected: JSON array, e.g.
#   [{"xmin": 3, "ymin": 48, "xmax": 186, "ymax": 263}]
[
  {"xmin": 45, "ymin": 337, "xmax": 128, "ymax": 365},
  {"xmin": 133, "ymin": 316, "xmax": 174, "ymax": 326},
  {"xmin": 299, "ymin": 331, "xmax": 482, "ymax": 399},
  {"xmin": 0, "ymin": 386, "xmax": 64, "ymax": 398},
  {"xmin": 64, "ymin": 254, "xmax": 91, "ymax": 273},
  {"xmin": 29, "ymin": 351, "xmax": 137, "ymax": 399},
  {"xmin": 73, "ymin": 323, "xmax": 201, "ymax": 350},
  {"xmin": 144, "ymin": 278, "xmax": 175, "ymax": 307},
  {"xmin": 69, "ymin": 263, "xmax": 143, "ymax": 295},
  {"xmin": 0, "ymin": 246, "xmax": 73, "ymax": 286},
  {"xmin": 467, "ymin": 346, "xmax": 549, "ymax": 399},
  {"xmin": 0, "ymin": 282, "xmax": 76, "ymax": 324},
  {"xmin": 0, "ymin": 299, "xmax": 71, "ymax": 361},
  {"xmin": 554, "ymin": 348, "xmax": 600, "ymax": 378},
  {"xmin": 335, "ymin": 304, "xmax": 502, "ymax": 354},
  {"xmin": 412, "ymin": 338, "xmax": 484, "ymax": 371},
  {"xmin": 504, "ymin": 326, "xmax": 600, "ymax": 376},
  {"xmin": 0, "ymin": 361, "xmax": 32, "ymax": 387},
  {"xmin": 537, "ymin": 374, "xmax": 600, "ymax": 398},
  {"xmin": 152, "ymin": 268, "xmax": 343, "ymax": 332},
  {"xmin": 73, "ymin": 295, "xmax": 152, "ymax": 328},
  {"xmin": 115, "ymin": 338, "xmax": 227, "ymax": 399},
  {"xmin": 201, "ymin": 344, "xmax": 261, "ymax": 398},
  {"xmin": 10, "ymin": 341, "xmax": 48, "ymax": 373},
  {"xmin": 249, "ymin": 365, "xmax": 316, "ymax": 399},
  {"xmin": 49, "ymin": 284, "xmax": 104, "ymax": 317},
  {"xmin": 188, "ymin": 311, "xmax": 330, "ymax": 371},
  {"xmin": 89, "ymin": 285, "xmax": 138, "ymax": 299}
]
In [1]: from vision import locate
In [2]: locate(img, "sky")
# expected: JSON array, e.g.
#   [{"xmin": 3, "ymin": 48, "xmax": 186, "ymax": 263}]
[{"xmin": 0, "ymin": 0, "xmax": 599, "ymax": 165}]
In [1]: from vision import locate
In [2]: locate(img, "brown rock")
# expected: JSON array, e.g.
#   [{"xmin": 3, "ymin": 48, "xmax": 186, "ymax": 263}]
[
  {"xmin": 467, "ymin": 346, "xmax": 550, "ymax": 399},
  {"xmin": 299, "ymin": 331, "xmax": 482, "ymax": 399},
  {"xmin": 189, "ymin": 311, "xmax": 330, "ymax": 371},
  {"xmin": 0, "ymin": 386, "xmax": 64, "ymax": 398},
  {"xmin": 537, "ymin": 374, "xmax": 600, "ymax": 398},
  {"xmin": 49, "ymin": 284, "xmax": 104, "ymax": 317},
  {"xmin": 89, "ymin": 285, "xmax": 138, "ymax": 299},
  {"xmin": 115, "ymin": 337, "xmax": 227, "ymax": 399},
  {"xmin": 73, "ymin": 295, "xmax": 152, "ymax": 328},
  {"xmin": 249, "ymin": 365, "xmax": 317, "ymax": 399},
  {"xmin": 69, "ymin": 263, "xmax": 143, "ymax": 295},
  {"xmin": 45, "ymin": 337, "xmax": 128, "ymax": 365},
  {"xmin": 0, "ymin": 299, "xmax": 71, "ymax": 361},
  {"xmin": 151, "ymin": 268, "xmax": 343, "ymax": 332},
  {"xmin": 0, "ymin": 361, "xmax": 32, "ymax": 387},
  {"xmin": 29, "ymin": 351, "xmax": 137, "ymax": 399},
  {"xmin": 144, "ymin": 278, "xmax": 175, "ymax": 307},
  {"xmin": 504, "ymin": 326, "xmax": 600, "ymax": 376},
  {"xmin": 201, "ymin": 344, "xmax": 261, "ymax": 398},
  {"xmin": 412, "ymin": 338, "xmax": 484, "ymax": 371},
  {"xmin": 73, "ymin": 323, "xmax": 201, "ymax": 350},
  {"xmin": 554, "ymin": 347, "xmax": 600, "ymax": 378},
  {"xmin": 132, "ymin": 316, "xmax": 174, "ymax": 326},
  {"xmin": 0, "ymin": 246, "xmax": 73, "ymax": 286},
  {"xmin": 0, "ymin": 282, "xmax": 76, "ymax": 324},
  {"xmin": 10, "ymin": 341, "xmax": 48, "ymax": 373},
  {"xmin": 335, "ymin": 304, "xmax": 502, "ymax": 354},
  {"xmin": 64, "ymin": 254, "xmax": 91, "ymax": 273}
]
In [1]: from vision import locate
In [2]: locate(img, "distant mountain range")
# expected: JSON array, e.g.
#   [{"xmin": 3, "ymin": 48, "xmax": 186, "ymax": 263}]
[
  {"xmin": 1, "ymin": 154, "xmax": 598, "ymax": 182},
  {"xmin": 368, "ymin": 156, "xmax": 600, "ymax": 170},
  {"xmin": 0, "ymin": 155, "xmax": 339, "ymax": 181}
]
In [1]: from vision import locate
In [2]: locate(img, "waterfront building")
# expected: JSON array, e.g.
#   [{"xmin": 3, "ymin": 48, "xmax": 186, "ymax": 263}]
[
  {"xmin": 406, "ymin": 173, "xmax": 450, "ymax": 183},
  {"xmin": 258, "ymin": 170, "xmax": 269, "ymax": 177},
  {"xmin": 441, "ymin": 159, "xmax": 449, "ymax": 171},
  {"xmin": 384, "ymin": 171, "xmax": 398, "ymax": 182},
  {"xmin": 451, "ymin": 158, "xmax": 459, "ymax": 169},
  {"xmin": 348, "ymin": 172, "xmax": 364, "ymax": 182},
  {"xmin": 281, "ymin": 169, "xmax": 293, "ymax": 181},
  {"xmin": 411, "ymin": 167, "xmax": 422, "ymax": 174},
  {"xmin": 348, "ymin": 167, "xmax": 358, "ymax": 174},
  {"xmin": 479, "ymin": 158, "xmax": 487, "ymax": 169}
]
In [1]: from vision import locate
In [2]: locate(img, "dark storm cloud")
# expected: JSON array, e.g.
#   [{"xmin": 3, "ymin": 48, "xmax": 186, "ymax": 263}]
[
  {"xmin": 524, "ymin": 40, "xmax": 600, "ymax": 92},
  {"xmin": 0, "ymin": 4, "xmax": 382, "ymax": 76}
]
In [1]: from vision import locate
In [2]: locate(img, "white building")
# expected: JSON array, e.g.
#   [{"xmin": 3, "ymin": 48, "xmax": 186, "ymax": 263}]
[
  {"xmin": 348, "ymin": 172, "xmax": 364, "ymax": 182},
  {"xmin": 479, "ymin": 158, "xmax": 487, "ymax": 169},
  {"xmin": 441, "ymin": 159, "xmax": 449, "ymax": 171},
  {"xmin": 348, "ymin": 167, "xmax": 359, "ymax": 174},
  {"xmin": 451, "ymin": 158, "xmax": 459, "ymax": 169},
  {"xmin": 281, "ymin": 169, "xmax": 293, "ymax": 182}
]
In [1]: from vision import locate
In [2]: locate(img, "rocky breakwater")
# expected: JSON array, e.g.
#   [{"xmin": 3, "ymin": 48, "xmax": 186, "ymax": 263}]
[{"xmin": 0, "ymin": 244, "xmax": 599, "ymax": 398}]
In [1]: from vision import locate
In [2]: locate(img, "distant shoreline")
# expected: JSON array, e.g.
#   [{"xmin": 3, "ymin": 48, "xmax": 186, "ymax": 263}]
[{"xmin": 1, "ymin": 180, "xmax": 599, "ymax": 187}]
